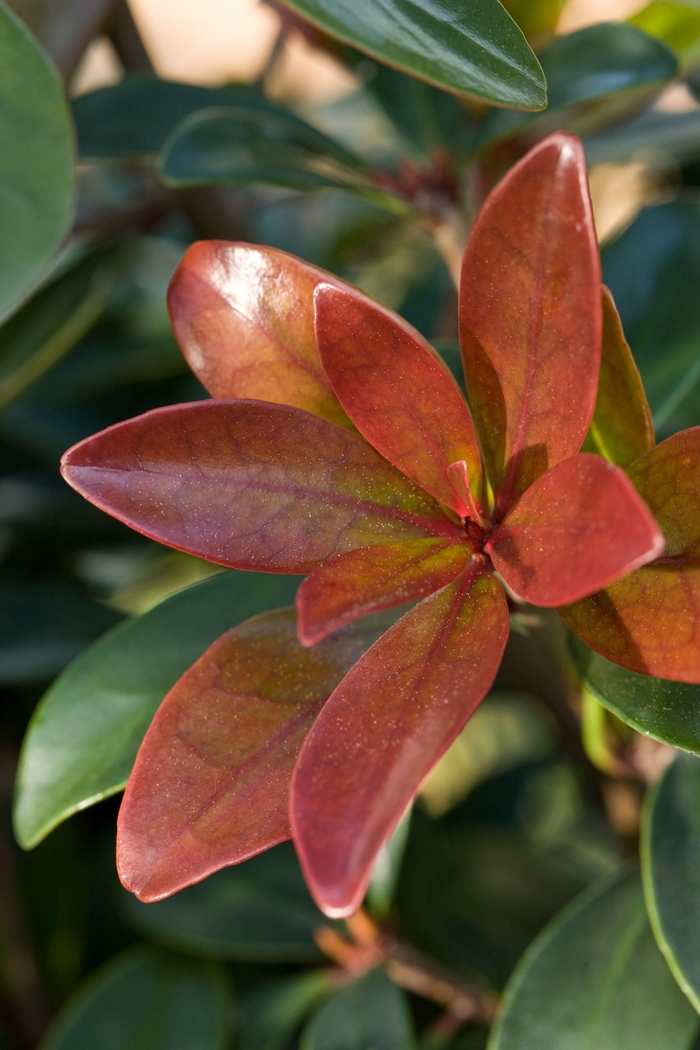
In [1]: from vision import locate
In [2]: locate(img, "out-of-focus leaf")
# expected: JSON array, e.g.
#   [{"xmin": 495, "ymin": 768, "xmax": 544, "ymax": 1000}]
[
  {"xmin": 603, "ymin": 202, "xmax": 700, "ymax": 436},
  {"xmin": 0, "ymin": 580, "xmax": 121, "ymax": 685},
  {"xmin": 274, "ymin": 0, "xmax": 546, "ymax": 108},
  {"xmin": 583, "ymin": 288, "xmax": 655, "ymax": 466},
  {"xmin": 13, "ymin": 571, "xmax": 301, "ymax": 850},
  {"xmin": 460, "ymin": 134, "xmax": 600, "ymax": 516},
  {"xmin": 123, "ymin": 842, "xmax": 331, "ymax": 962},
  {"xmin": 501, "ymin": 0, "xmax": 565, "ymax": 41},
  {"xmin": 489, "ymin": 454, "xmax": 662, "ymax": 606},
  {"xmin": 0, "ymin": 247, "xmax": 118, "ymax": 412},
  {"xmin": 315, "ymin": 282, "xmax": 482, "ymax": 514},
  {"xmin": 238, "ymin": 972, "xmax": 333, "ymax": 1050},
  {"xmin": 643, "ymin": 753, "xmax": 700, "ymax": 1010},
  {"xmin": 293, "ymin": 565, "xmax": 509, "ymax": 918},
  {"xmin": 397, "ymin": 812, "xmax": 589, "ymax": 988},
  {"xmin": 72, "ymin": 75, "xmax": 277, "ymax": 159},
  {"xmin": 158, "ymin": 108, "xmax": 402, "ymax": 210},
  {"xmin": 476, "ymin": 23, "xmax": 677, "ymax": 149},
  {"xmin": 562, "ymin": 429, "xmax": 700, "ymax": 683},
  {"xmin": 584, "ymin": 109, "xmax": 700, "ymax": 168},
  {"xmin": 489, "ymin": 869, "xmax": 699, "ymax": 1049},
  {"xmin": 0, "ymin": 2, "xmax": 74, "ymax": 323},
  {"xmin": 300, "ymin": 968, "xmax": 415, "ymax": 1050},
  {"xmin": 117, "ymin": 609, "xmax": 392, "ymax": 903},
  {"xmin": 631, "ymin": 2, "xmax": 700, "ymax": 74},
  {"xmin": 569, "ymin": 633, "xmax": 700, "ymax": 752},
  {"xmin": 40, "ymin": 946, "xmax": 229, "ymax": 1050},
  {"xmin": 61, "ymin": 400, "xmax": 459, "ymax": 573},
  {"xmin": 7, "ymin": 0, "xmax": 115, "ymax": 80}
]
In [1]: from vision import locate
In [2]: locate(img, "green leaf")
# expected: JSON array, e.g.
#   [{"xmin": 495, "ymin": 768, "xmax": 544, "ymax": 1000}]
[
  {"xmin": 569, "ymin": 633, "xmax": 700, "ymax": 752},
  {"xmin": 0, "ymin": 245, "xmax": 118, "ymax": 412},
  {"xmin": 584, "ymin": 108, "xmax": 700, "ymax": 168},
  {"xmin": 300, "ymin": 968, "xmax": 415, "ymax": 1050},
  {"xmin": 40, "ymin": 946, "xmax": 230, "ymax": 1050},
  {"xmin": 489, "ymin": 868, "xmax": 699, "ymax": 1050},
  {"xmin": 476, "ymin": 23, "xmax": 677, "ymax": 149},
  {"xmin": 0, "ymin": 580, "xmax": 121, "ymax": 686},
  {"xmin": 72, "ymin": 75, "xmax": 280, "ymax": 159},
  {"xmin": 13, "ymin": 571, "xmax": 301, "ymax": 850},
  {"xmin": 238, "ymin": 972, "xmax": 334, "ymax": 1050},
  {"xmin": 602, "ymin": 202, "xmax": 700, "ymax": 437},
  {"xmin": 630, "ymin": 1, "xmax": 700, "ymax": 74},
  {"xmin": 643, "ymin": 752, "xmax": 700, "ymax": 1011},
  {"xmin": 275, "ymin": 0, "xmax": 546, "ymax": 109},
  {"xmin": 0, "ymin": 1, "xmax": 74, "ymax": 323},
  {"xmin": 500, "ymin": 0, "xmax": 565, "ymax": 41},
  {"xmin": 158, "ymin": 107, "xmax": 401, "ymax": 210},
  {"xmin": 122, "ymin": 842, "xmax": 332, "ymax": 963}
]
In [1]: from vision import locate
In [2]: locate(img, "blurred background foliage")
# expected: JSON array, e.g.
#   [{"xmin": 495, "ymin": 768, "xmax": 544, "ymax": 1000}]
[{"xmin": 3, "ymin": 0, "xmax": 700, "ymax": 1046}]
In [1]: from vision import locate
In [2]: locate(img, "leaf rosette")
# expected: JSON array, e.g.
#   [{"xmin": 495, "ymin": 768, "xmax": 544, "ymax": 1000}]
[{"xmin": 60, "ymin": 133, "xmax": 699, "ymax": 918}]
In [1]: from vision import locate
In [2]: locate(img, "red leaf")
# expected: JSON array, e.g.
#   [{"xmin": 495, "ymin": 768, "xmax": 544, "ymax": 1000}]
[
  {"xmin": 168, "ymin": 241, "xmax": 351, "ymax": 428},
  {"xmin": 315, "ymin": 284, "xmax": 483, "ymax": 516},
  {"xmin": 117, "ymin": 609, "xmax": 386, "ymax": 902},
  {"xmin": 487, "ymin": 453, "xmax": 663, "ymax": 606},
  {"xmin": 584, "ymin": 288, "xmax": 655, "ymax": 467},
  {"xmin": 61, "ymin": 400, "xmax": 460, "ymax": 572},
  {"xmin": 561, "ymin": 429, "xmax": 700, "ymax": 682},
  {"xmin": 459, "ymin": 133, "xmax": 601, "ymax": 518},
  {"xmin": 296, "ymin": 538, "xmax": 473, "ymax": 646},
  {"xmin": 291, "ymin": 564, "xmax": 509, "ymax": 917}
]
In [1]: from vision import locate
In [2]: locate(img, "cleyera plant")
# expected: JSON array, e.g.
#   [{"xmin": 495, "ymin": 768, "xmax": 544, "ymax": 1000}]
[
  {"xmin": 59, "ymin": 131, "xmax": 698, "ymax": 921},
  {"xmin": 12, "ymin": 0, "xmax": 700, "ymax": 1044}
]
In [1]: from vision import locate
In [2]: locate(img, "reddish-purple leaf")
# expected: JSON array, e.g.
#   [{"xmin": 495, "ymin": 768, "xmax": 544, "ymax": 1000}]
[
  {"xmin": 168, "ymin": 241, "xmax": 351, "ymax": 428},
  {"xmin": 562, "ymin": 429, "xmax": 700, "ymax": 682},
  {"xmin": 291, "ymin": 564, "xmax": 509, "ymax": 918},
  {"xmin": 459, "ymin": 133, "xmax": 601, "ymax": 518},
  {"xmin": 584, "ymin": 288, "xmax": 655, "ymax": 468},
  {"xmin": 487, "ymin": 453, "xmax": 663, "ymax": 607},
  {"xmin": 117, "ymin": 609, "xmax": 386, "ymax": 902},
  {"xmin": 61, "ymin": 400, "xmax": 460, "ymax": 573},
  {"xmin": 296, "ymin": 538, "xmax": 473, "ymax": 646},
  {"xmin": 315, "ymin": 283, "xmax": 483, "ymax": 516}
]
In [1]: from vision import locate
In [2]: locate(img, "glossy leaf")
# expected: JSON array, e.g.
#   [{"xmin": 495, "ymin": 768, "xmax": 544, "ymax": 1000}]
[
  {"xmin": 300, "ymin": 968, "xmax": 415, "ymax": 1050},
  {"xmin": 562, "ymin": 428, "xmax": 700, "ymax": 682},
  {"xmin": 292, "ymin": 564, "xmax": 509, "ymax": 917},
  {"xmin": 8, "ymin": 0, "xmax": 115, "ymax": 80},
  {"xmin": 167, "ymin": 242, "xmax": 350, "ymax": 427},
  {"xmin": 315, "ymin": 282, "xmax": 483, "ymax": 514},
  {"xmin": 643, "ymin": 753, "xmax": 700, "ymax": 1011},
  {"xmin": 0, "ymin": 1, "xmax": 74, "ymax": 323},
  {"xmin": 488, "ymin": 454, "xmax": 663, "ymax": 607},
  {"xmin": 490, "ymin": 869, "xmax": 699, "ymax": 1050},
  {"xmin": 13, "ymin": 571, "xmax": 301, "ymax": 850},
  {"xmin": 60, "ymin": 400, "xmax": 459, "ymax": 573},
  {"xmin": 41, "ymin": 947, "xmax": 229, "ymax": 1050},
  {"xmin": 276, "ymin": 0, "xmax": 546, "ymax": 109},
  {"xmin": 476, "ymin": 23, "xmax": 678, "ymax": 148},
  {"xmin": 122, "ymin": 842, "xmax": 332, "ymax": 962},
  {"xmin": 159, "ymin": 107, "xmax": 378, "ymax": 199},
  {"xmin": 631, "ymin": 2, "xmax": 700, "ymax": 74},
  {"xmin": 459, "ymin": 133, "xmax": 601, "ymax": 517},
  {"xmin": 73, "ymin": 76, "xmax": 278, "ymax": 159},
  {"xmin": 584, "ymin": 288, "xmax": 655, "ymax": 467},
  {"xmin": 118, "ymin": 609, "xmax": 390, "ymax": 902},
  {"xmin": 569, "ymin": 633, "xmax": 700, "ymax": 753},
  {"xmin": 296, "ymin": 539, "xmax": 472, "ymax": 646},
  {"xmin": 239, "ymin": 972, "xmax": 333, "ymax": 1050}
]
